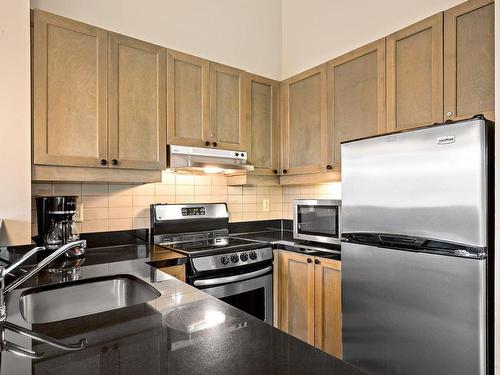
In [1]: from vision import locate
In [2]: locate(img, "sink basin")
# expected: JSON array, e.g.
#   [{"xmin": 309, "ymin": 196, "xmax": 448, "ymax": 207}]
[{"xmin": 19, "ymin": 274, "xmax": 161, "ymax": 324}]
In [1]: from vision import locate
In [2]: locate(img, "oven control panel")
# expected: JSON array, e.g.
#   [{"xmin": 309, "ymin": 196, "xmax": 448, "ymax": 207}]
[
  {"xmin": 192, "ymin": 247, "xmax": 273, "ymax": 272},
  {"xmin": 181, "ymin": 206, "xmax": 206, "ymax": 216}
]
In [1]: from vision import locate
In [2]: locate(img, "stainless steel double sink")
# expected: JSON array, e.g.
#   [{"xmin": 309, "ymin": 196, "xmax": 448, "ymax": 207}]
[{"xmin": 19, "ymin": 274, "xmax": 161, "ymax": 324}]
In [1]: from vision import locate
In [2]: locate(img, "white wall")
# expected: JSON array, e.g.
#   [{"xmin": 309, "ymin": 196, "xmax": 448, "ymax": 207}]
[
  {"xmin": 0, "ymin": 0, "xmax": 31, "ymax": 246},
  {"xmin": 30, "ymin": 0, "xmax": 283, "ymax": 80},
  {"xmin": 282, "ymin": 0, "xmax": 465, "ymax": 78}
]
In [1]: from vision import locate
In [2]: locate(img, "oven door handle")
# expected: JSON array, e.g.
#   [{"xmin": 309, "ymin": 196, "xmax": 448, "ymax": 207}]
[{"xmin": 193, "ymin": 266, "xmax": 272, "ymax": 287}]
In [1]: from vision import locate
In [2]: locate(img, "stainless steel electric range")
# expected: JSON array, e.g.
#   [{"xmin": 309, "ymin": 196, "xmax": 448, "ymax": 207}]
[{"xmin": 151, "ymin": 203, "xmax": 273, "ymax": 325}]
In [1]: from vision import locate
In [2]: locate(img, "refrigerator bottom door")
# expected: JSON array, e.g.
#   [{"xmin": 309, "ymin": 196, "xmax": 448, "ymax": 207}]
[{"xmin": 342, "ymin": 242, "xmax": 486, "ymax": 375}]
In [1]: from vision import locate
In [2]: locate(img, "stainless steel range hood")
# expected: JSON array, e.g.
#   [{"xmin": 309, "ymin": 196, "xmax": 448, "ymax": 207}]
[{"xmin": 168, "ymin": 145, "xmax": 254, "ymax": 173}]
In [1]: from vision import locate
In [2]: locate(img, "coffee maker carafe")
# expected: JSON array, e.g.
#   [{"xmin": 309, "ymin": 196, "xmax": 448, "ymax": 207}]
[{"xmin": 35, "ymin": 196, "xmax": 86, "ymax": 258}]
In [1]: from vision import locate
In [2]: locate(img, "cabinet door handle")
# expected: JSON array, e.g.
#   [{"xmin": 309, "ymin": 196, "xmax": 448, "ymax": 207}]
[
  {"xmin": 100, "ymin": 159, "xmax": 107, "ymax": 166},
  {"xmin": 314, "ymin": 258, "xmax": 320, "ymax": 265},
  {"xmin": 283, "ymin": 169, "xmax": 288, "ymax": 174},
  {"xmin": 212, "ymin": 142, "xmax": 218, "ymax": 147},
  {"xmin": 205, "ymin": 141, "xmax": 210, "ymax": 146},
  {"xmin": 307, "ymin": 258, "xmax": 312, "ymax": 263},
  {"xmin": 326, "ymin": 165, "xmax": 332, "ymax": 170},
  {"xmin": 273, "ymin": 169, "xmax": 278, "ymax": 174},
  {"xmin": 111, "ymin": 159, "xmax": 118, "ymax": 166}
]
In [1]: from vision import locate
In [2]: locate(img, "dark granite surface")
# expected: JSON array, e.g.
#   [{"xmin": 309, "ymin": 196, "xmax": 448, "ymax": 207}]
[
  {"xmin": 0, "ymin": 242, "xmax": 363, "ymax": 375},
  {"xmin": 231, "ymin": 229, "xmax": 341, "ymax": 260}
]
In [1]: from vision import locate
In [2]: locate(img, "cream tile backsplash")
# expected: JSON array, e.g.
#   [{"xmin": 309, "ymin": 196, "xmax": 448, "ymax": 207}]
[{"xmin": 31, "ymin": 171, "xmax": 341, "ymax": 235}]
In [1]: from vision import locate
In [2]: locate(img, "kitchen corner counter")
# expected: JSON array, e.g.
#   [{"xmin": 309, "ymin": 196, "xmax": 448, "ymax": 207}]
[
  {"xmin": 231, "ymin": 230, "xmax": 341, "ymax": 260},
  {"xmin": 0, "ymin": 243, "xmax": 362, "ymax": 374}
]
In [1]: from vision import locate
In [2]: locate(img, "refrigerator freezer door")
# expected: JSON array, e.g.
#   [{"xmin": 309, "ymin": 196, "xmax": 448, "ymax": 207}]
[
  {"xmin": 342, "ymin": 242, "xmax": 486, "ymax": 375},
  {"xmin": 341, "ymin": 119, "xmax": 488, "ymax": 248}
]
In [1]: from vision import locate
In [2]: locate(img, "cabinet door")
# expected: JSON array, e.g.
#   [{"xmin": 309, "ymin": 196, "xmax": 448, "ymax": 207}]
[
  {"xmin": 279, "ymin": 251, "xmax": 315, "ymax": 345},
  {"xmin": 33, "ymin": 10, "xmax": 107, "ymax": 168},
  {"xmin": 444, "ymin": 0, "xmax": 494, "ymax": 121},
  {"xmin": 247, "ymin": 74, "xmax": 280, "ymax": 175},
  {"xmin": 387, "ymin": 13, "xmax": 443, "ymax": 131},
  {"xmin": 281, "ymin": 65, "xmax": 329, "ymax": 175},
  {"xmin": 210, "ymin": 63, "xmax": 247, "ymax": 150},
  {"xmin": 108, "ymin": 33, "xmax": 166, "ymax": 170},
  {"xmin": 167, "ymin": 50, "xmax": 210, "ymax": 147},
  {"xmin": 328, "ymin": 39, "xmax": 386, "ymax": 169},
  {"xmin": 314, "ymin": 257, "xmax": 342, "ymax": 359}
]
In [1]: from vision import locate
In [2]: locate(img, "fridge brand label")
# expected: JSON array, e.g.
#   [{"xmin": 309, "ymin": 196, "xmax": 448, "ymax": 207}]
[{"xmin": 437, "ymin": 135, "xmax": 455, "ymax": 145}]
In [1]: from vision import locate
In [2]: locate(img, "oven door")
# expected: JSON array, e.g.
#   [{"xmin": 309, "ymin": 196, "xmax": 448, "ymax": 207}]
[
  {"xmin": 293, "ymin": 200, "xmax": 341, "ymax": 244},
  {"xmin": 193, "ymin": 266, "xmax": 273, "ymax": 325}
]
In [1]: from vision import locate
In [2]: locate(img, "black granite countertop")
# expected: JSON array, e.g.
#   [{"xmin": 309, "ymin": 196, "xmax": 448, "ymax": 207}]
[
  {"xmin": 0, "ymin": 243, "xmax": 364, "ymax": 375},
  {"xmin": 230, "ymin": 230, "xmax": 341, "ymax": 260}
]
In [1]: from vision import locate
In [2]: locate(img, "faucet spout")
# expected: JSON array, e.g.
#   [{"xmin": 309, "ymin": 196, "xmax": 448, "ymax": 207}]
[{"xmin": 2, "ymin": 240, "xmax": 86, "ymax": 295}]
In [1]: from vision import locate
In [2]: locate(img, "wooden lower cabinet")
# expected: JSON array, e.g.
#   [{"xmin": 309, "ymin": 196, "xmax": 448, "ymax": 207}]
[{"xmin": 278, "ymin": 251, "xmax": 342, "ymax": 358}]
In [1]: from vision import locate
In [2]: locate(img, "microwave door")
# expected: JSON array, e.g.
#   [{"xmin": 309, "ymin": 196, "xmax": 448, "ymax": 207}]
[{"xmin": 294, "ymin": 202, "xmax": 341, "ymax": 244}]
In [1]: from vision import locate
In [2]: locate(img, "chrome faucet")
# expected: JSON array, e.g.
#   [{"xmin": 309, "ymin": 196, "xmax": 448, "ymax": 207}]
[{"xmin": 0, "ymin": 240, "xmax": 87, "ymax": 358}]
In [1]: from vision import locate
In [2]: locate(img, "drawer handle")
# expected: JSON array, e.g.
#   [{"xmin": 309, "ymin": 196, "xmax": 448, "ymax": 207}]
[
  {"xmin": 205, "ymin": 141, "xmax": 210, "ymax": 146},
  {"xmin": 111, "ymin": 159, "xmax": 118, "ymax": 166},
  {"xmin": 307, "ymin": 258, "xmax": 312, "ymax": 263},
  {"xmin": 212, "ymin": 142, "xmax": 218, "ymax": 147},
  {"xmin": 100, "ymin": 159, "xmax": 107, "ymax": 166}
]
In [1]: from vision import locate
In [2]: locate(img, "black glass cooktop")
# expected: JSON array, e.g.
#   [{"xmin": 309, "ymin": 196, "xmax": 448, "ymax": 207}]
[{"xmin": 159, "ymin": 237, "xmax": 266, "ymax": 256}]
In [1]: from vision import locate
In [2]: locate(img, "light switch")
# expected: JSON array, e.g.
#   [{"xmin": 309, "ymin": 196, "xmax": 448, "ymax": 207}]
[{"xmin": 262, "ymin": 199, "xmax": 270, "ymax": 212}]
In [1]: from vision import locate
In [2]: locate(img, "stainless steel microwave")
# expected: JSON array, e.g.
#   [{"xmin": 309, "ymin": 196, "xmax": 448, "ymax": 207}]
[{"xmin": 293, "ymin": 199, "xmax": 342, "ymax": 245}]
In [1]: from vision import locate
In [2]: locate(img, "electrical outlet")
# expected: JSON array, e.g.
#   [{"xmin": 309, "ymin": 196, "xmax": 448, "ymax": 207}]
[
  {"xmin": 262, "ymin": 199, "xmax": 270, "ymax": 212},
  {"xmin": 74, "ymin": 204, "xmax": 83, "ymax": 222}
]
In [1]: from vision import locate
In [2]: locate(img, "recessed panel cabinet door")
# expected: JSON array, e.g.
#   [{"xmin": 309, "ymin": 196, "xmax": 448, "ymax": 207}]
[
  {"xmin": 281, "ymin": 65, "xmax": 329, "ymax": 175},
  {"xmin": 279, "ymin": 251, "xmax": 315, "ymax": 345},
  {"xmin": 33, "ymin": 10, "xmax": 107, "ymax": 168},
  {"xmin": 328, "ymin": 39, "xmax": 386, "ymax": 169},
  {"xmin": 108, "ymin": 33, "xmax": 166, "ymax": 170},
  {"xmin": 167, "ymin": 50, "xmax": 210, "ymax": 147},
  {"xmin": 247, "ymin": 74, "xmax": 280, "ymax": 175},
  {"xmin": 314, "ymin": 257, "xmax": 342, "ymax": 359},
  {"xmin": 210, "ymin": 63, "xmax": 247, "ymax": 151},
  {"xmin": 387, "ymin": 13, "xmax": 443, "ymax": 131},
  {"xmin": 444, "ymin": 0, "xmax": 494, "ymax": 121}
]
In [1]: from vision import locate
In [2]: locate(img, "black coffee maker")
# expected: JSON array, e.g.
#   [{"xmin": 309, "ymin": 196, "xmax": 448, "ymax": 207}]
[{"xmin": 35, "ymin": 196, "xmax": 85, "ymax": 257}]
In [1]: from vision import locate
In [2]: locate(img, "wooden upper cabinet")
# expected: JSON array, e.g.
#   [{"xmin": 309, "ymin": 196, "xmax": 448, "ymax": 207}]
[
  {"xmin": 33, "ymin": 10, "xmax": 108, "ymax": 168},
  {"xmin": 387, "ymin": 13, "xmax": 443, "ymax": 131},
  {"xmin": 328, "ymin": 39, "xmax": 386, "ymax": 168},
  {"xmin": 314, "ymin": 257, "xmax": 342, "ymax": 359},
  {"xmin": 210, "ymin": 63, "xmax": 247, "ymax": 151},
  {"xmin": 247, "ymin": 74, "xmax": 280, "ymax": 175},
  {"xmin": 167, "ymin": 50, "xmax": 210, "ymax": 147},
  {"xmin": 279, "ymin": 251, "xmax": 315, "ymax": 345},
  {"xmin": 108, "ymin": 33, "xmax": 166, "ymax": 170},
  {"xmin": 444, "ymin": 0, "xmax": 494, "ymax": 121},
  {"xmin": 281, "ymin": 65, "xmax": 329, "ymax": 175}
]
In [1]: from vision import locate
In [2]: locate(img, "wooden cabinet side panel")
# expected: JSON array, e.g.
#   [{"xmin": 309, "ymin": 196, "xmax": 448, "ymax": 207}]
[
  {"xmin": 386, "ymin": 13, "xmax": 443, "ymax": 131},
  {"xmin": 108, "ymin": 33, "xmax": 166, "ymax": 170},
  {"xmin": 444, "ymin": 0, "xmax": 494, "ymax": 121},
  {"xmin": 33, "ymin": 10, "xmax": 108, "ymax": 168},
  {"xmin": 279, "ymin": 251, "xmax": 315, "ymax": 345},
  {"xmin": 314, "ymin": 257, "xmax": 342, "ymax": 358},
  {"xmin": 167, "ymin": 49, "xmax": 210, "ymax": 147}
]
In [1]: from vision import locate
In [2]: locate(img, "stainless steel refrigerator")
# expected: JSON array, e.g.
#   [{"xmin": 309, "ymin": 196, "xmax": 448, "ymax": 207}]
[{"xmin": 341, "ymin": 117, "xmax": 493, "ymax": 375}]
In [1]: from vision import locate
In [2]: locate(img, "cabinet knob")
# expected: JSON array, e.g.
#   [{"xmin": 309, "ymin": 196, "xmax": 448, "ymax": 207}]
[
  {"xmin": 212, "ymin": 142, "xmax": 218, "ymax": 147},
  {"xmin": 100, "ymin": 159, "xmax": 107, "ymax": 166},
  {"xmin": 326, "ymin": 165, "xmax": 332, "ymax": 170},
  {"xmin": 205, "ymin": 141, "xmax": 210, "ymax": 146},
  {"xmin": 273, "ymin": 169, "xmax": 278, "ymax": 174},
  {"xmin": 307, "ymin": 258, "xmax": 312, "ymax": 263},
  {"xmin": 446, "ymin": 111, "xmax": 453, "ymax": 117},
  {"xmin": 315, "ymin": 258, "xmax": 320, "ymax": 265},
  {"xmin": 283, "ymin": 169, "xmax": 288, "ymax": 174},
  {"xmin": 111, "ymin": 159, "xmax": 118, "ymax": 166}
]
